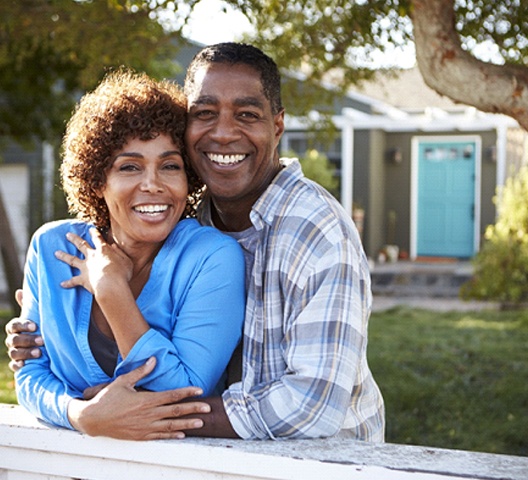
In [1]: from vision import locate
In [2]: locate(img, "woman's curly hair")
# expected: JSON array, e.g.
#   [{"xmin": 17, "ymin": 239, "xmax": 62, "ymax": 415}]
[{"xmin": 61, "ymin": 68, "xmax": 203, "ymax": 229}]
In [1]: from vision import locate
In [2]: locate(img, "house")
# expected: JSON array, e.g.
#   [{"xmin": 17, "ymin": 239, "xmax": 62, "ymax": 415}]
[
  {"xmin": 282, "ymin": 67, "xmax": 527, "ymax": 260},
  {"xmin": 1, "ymin": 49, "xmax": 526, "ymax": 303}
]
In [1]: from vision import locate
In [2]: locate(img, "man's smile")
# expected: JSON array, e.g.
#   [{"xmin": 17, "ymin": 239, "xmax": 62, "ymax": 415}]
[{"xmin": 207, "ymin": 153, "xmax": 246, "ymax": 166}]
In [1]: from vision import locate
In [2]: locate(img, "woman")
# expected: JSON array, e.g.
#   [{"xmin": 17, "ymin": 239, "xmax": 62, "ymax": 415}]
[{"xmin": 15, "ymin": 70, "xmax": 246, "ymax": 431}]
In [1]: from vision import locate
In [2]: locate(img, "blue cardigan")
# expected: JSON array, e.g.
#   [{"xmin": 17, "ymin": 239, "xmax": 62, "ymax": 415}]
[{"xmin": 16, "ymin": 218, "xmax": 245, "ymax": 429}]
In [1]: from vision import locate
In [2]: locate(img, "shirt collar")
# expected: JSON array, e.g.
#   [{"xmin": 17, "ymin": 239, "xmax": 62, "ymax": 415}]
[
  {"xmin": 250, "ymin": 157, "xmax": 302, "ymax": 229},
  {"xmin": 198, "ymin": 157, "xmax": 302, "ymax": 231}
]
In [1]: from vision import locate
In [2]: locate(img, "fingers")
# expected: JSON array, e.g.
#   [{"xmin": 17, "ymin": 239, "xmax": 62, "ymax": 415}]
[
  {"xmin": 5, "ymin": 318, "xmax": 43, "ymax": 366},
  {"xmin": 116, "ymin": 357, "xmax": 158, "ymax": 389},
  {"xmin": 66, "ymin": 232, "xmax": 93, "ymax": 252},
  {"xmin": 15, "ymin": 289, "xmax": 23, "ymax": 308},
  {"xmin": 55, "ymin": 231, "xmax": 93, "ymax": 269},
  {"xmin": 6, "ymin": 346, "xmax": 41, "ymax": 371},
  {"xmin": 9, "ymin": 359, "xmax": 25, "ymax": 373},
  {"xmin": 145, "ymin": 417, "xmax": 206, "ymax": 441},
  {"xmin": 6, "ymin": 344, "xmax": 42, "ymax": 361},
  {"xmin": 5, "ymin": 318, "xmax": 37, "ymax": 335},
  {"xmin": 55, "ymin": 250, "xmax": 80, "ymax": 269}
]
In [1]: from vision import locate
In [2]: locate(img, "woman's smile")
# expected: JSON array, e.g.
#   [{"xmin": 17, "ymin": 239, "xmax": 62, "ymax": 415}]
[{"xmin": 100, "ymin": 134, "xmax": 188, "ymax": 252}]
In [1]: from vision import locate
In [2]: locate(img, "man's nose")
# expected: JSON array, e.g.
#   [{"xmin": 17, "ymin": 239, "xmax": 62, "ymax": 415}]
[{"xmin": 209, "ymin": 113, "xmax": 241, "ymax": 143}]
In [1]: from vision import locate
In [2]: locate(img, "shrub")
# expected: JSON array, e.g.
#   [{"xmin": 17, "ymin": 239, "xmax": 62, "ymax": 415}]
[
  {"xmin": 461, "ymin": 166, "xmax": 528, "ymax": 306},
  {"xmin": 282, "ymin": 149, "xmax": 339, "ymax": 198}
]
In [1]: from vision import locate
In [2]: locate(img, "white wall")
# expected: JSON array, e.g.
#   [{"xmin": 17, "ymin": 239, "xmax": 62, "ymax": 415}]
[
  {"xmin": 0, "ymin": 164, "xmax": 28, "ymax": 305},
  {"xmin": 1, "ymin": 404, "xmax": 527, "ymax": 480}
]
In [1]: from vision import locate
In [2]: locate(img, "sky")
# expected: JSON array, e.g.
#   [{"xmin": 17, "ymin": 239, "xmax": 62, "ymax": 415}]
[{"xmin": 182, "ymin": 0, "xmax": 252, "ymax": 45}]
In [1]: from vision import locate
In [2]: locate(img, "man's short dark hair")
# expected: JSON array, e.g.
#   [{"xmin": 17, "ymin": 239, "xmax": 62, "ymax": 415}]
[{"xmin": 184, "ymin": 42, "xmax": 283, "ymax": 115}]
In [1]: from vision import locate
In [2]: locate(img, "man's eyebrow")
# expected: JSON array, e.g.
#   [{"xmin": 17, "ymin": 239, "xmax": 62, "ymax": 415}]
[
  {"xmin": 191, "ymin": 95, "xmax": 218, "ymax": 106},
  {"xmin": 190, "ymin": 95, "xmax": 265, "ymax": 109},
  {"xmin": 234, "ymin": 97, "xmax": 265, "ymax": 109}
]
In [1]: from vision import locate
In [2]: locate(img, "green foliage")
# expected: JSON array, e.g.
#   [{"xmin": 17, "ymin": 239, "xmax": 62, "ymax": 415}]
[
  {"xmin": 0, "ymin": 0, "xmax": 183, "ymax": 145},
  {"xmin": 461, "ymin": 167, "xmax": 528, "ymax": 306},
  {"xmin": 283, "ymin": 148, "xmax": 339, "ymax": 197}
]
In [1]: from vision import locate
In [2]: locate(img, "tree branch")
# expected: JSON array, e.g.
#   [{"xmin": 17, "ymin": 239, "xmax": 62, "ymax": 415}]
[{"xmin": 412, "ymin": 0, "xmax": 528, "ymax": 131}]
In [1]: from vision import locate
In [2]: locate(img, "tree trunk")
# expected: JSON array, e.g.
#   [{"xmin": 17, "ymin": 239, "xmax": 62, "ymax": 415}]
[
  {"xmin": 0, "ymin": 186, "xmax": 23, "ymax": 313},
  {"xmin": 411, "ymin": 0, "xmax": 528, "ymax": 131}
]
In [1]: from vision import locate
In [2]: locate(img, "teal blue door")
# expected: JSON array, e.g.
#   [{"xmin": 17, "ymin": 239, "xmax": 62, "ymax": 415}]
[{"xmin": 417, "ymin": 141, "xmax": 476, "ymax": 258}]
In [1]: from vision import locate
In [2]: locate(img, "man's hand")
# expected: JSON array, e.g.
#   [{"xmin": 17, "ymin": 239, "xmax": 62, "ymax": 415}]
[
  {"xmin": 4, "ymin": 288, "xmax": 42, "ymax": 372},
  {"xmin": 5, "ymin": 319, "xmax": 43, "ymax": 372},
  {"xmin": 68, "ymin": 357, "xmax": 212, "ymax": 441}
]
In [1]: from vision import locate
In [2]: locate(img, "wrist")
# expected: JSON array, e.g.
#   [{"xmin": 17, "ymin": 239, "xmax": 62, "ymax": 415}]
[{"xmin": 67, "ymin": 398, "xmax": 96, "ymax": 435}]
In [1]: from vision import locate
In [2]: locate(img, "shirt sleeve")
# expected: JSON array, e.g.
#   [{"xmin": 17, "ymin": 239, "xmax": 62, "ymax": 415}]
[
  {"xmin": 223, "ymin": 238, "xmax": 372, "ymax": 439},
  {"xmin": 15, "ymin": 234, "xmax": 79, "ymax": 430},
  {"xmin": 115, "ymin": 239, "xmax": 246, "ymax": 397},
  {"xmin": 15, "ymin": 350, "xmax": 79, "ymax": 429}
]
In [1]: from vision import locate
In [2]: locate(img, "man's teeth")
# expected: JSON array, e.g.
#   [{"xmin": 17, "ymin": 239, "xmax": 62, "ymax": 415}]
[
  {"xmin": 134, "ymin": 205, "xmax": 168, "ymax": 214},
  {"xmin": 208, "ymin": 153, "xmax": 245, "ymax": 165}
]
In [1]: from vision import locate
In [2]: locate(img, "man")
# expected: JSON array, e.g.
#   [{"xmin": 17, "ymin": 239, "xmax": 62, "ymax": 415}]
[{"xmin": 5, "ymin": 42, "xmax": 385, "ymax": 441}]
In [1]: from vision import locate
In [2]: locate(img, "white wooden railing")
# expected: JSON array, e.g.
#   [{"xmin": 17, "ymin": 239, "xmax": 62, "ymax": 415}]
[{"xmin": 1, "ymin": 403, "xmax": 527, "ymax": 480}]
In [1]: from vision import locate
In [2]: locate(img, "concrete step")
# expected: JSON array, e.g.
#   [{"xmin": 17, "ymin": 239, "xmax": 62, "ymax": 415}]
[{"xmin": 370, "ymin": 260, "xmax": 473, "ymax": 298}]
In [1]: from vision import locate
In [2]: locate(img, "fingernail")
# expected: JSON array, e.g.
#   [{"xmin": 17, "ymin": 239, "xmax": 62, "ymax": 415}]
[
  {"xmin": 200, "ymin": 405, "xmax": 211, "ymax": 413},
  {"xmin": 31, "ymin": 348, "xmax": 40, "ymax": 358},
  {"xmin": 35, "ymin": 336, "xmax": 44, "ymax": 346},
  {"xmin": 146, "ymin": 357, "xmax": 155, "ymax": 366},
  {"xmin": 66, "ymin": 232, "xmax": 73, "ymax": 240},
  {"xmin": 192, "ymin": 420, "xmax": 204, "ymax": 428},
  {"xmin": 194, "ymin": 388, "xmax": 203, "ymax": 396}
]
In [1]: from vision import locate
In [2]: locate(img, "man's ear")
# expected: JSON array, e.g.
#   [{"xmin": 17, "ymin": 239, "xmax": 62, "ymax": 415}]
[{"xmin": 274, "ymin": 109, "xmax": 285, "ymax": 144}]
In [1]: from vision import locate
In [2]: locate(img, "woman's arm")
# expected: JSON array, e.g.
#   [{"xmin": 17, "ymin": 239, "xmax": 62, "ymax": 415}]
[{"xmin": 57, "ymin": 229, "xmax": 246, "ymax": 396}]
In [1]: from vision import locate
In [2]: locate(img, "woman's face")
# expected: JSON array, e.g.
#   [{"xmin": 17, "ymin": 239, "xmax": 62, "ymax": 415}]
[{"xmin": 99, "ymin": 134, "xmax": 188, "ymax": 251}]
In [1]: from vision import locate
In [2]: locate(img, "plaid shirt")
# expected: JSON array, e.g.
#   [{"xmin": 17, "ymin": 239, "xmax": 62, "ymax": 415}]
[{"xmin": 199, "ymin": 158, "xmax": 385, "ymax": 440}]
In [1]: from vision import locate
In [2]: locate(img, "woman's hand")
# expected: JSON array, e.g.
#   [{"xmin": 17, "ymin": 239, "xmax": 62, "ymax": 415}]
[
  {"xmin": 55, "ymin": 229, "xmax": 133, "ymax": 296},
  {"xmin": 68, "ymin": 357, "xmax": 211, "ymax": 440}
]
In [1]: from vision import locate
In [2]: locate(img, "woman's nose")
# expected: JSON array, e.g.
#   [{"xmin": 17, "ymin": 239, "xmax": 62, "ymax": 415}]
[{"xmin": 140, "ymin": 170, "xmax": 164, "ymax": 192}]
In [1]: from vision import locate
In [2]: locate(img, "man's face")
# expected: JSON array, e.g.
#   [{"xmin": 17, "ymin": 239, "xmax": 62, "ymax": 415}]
[{"xmin": 184, "ymin": 62, "xmax": 284, "ymax": 211}]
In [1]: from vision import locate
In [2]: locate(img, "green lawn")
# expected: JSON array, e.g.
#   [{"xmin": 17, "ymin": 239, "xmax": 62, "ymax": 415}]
[
  {"xmin": 368, "ymin": 306, "xmax": 528, "ymax": 456},
  {"xmin": 0, "ymin": 309, "xmax": 17, "ymax": 404},
  {"xmin": 1, "ymin": 306, "xmax": 527, "ymax": 456}
]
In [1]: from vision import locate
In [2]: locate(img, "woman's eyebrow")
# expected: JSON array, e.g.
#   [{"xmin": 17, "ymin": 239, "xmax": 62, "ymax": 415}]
[
  {"xmin": 160, "ymin": 150, "xmax": 182, "ymax": 158},
  {"xmin": 114, "ymin": 152, "xmax": 142, "ymax": 159}
]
